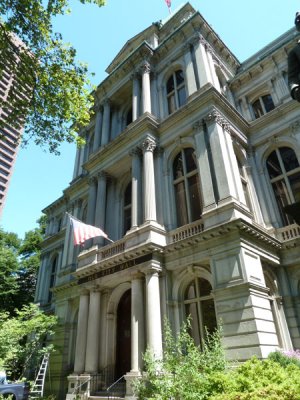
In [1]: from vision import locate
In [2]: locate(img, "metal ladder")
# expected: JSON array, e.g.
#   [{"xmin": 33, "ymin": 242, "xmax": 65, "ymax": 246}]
[{"xmin": 30, "ymin": 353, "xmax": 49, "ymax": 398}]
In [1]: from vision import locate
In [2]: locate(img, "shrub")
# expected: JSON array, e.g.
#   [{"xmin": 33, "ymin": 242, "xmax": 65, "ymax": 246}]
[{"xmin": 268, "ymin": 349, "xmax": 300, "ymax": 368}]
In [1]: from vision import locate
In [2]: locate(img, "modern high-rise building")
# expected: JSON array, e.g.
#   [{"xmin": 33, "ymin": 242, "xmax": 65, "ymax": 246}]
[
  {"xmin": 0, "ymin": 34, "xmax": 27, "ymax": 217},
  {"xmin": 35, "ymin": 3, "xmax": 300, "ymax": 399}
]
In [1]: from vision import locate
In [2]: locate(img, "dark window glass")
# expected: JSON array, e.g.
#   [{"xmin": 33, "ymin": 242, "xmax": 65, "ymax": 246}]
[
  {"xmin": 280, "ymin": 147, "xmax": 299, "ymax": 172},
  {"xmin": 188, "ymin": 175, "xmax": 202, "ymax": 222},
  {"xmin": 123, "ymin": 182, "xmax": 132, "ymax": 234},
  {"xmin": 184, "ymin": 148, "xmax": 197, "ymax": 173},
  {"xmin": 267, "ymin": 151, "xmax": 282, "ymax": 179},
  {"xmin": 262, "ymin": 94, "xmax": 275, "ymax": 112},
  {"xmin": 167, "ymin": 75, "xmax": 174, "ymax": 93},
  {"xmin": 126, "ymin": 108, "xmax": 132, "ymax": 126},
  {"xmin": 166, "ymin": 70, "xmax": 186, "ymax": 114},
  {"xmin": 289, "ymin": 172, "xmax": 300, "ymax": 202},
  {"xmin": 252, "ymin": 99, "xmax": 263, "ymax": 119},
  {"xmin": 173, "ymin": 153, "xmax": 184, "ymax": 180},
  {"xmin": 176, "ymin": 70, "xmax": 184, "ymax": 85},
  {"xmin": 178, "ymin": 86, "xmax": 186, "ymax": 107},
  {"xmin": 174, "ymin": 180, "xmax": 189, "ymax": 226}
]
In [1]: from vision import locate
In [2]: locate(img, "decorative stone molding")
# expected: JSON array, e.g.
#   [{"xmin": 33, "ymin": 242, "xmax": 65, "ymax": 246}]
[
  {"xmin": 140, "ymin": 61, "xmax": 151, "ymax": 75},
  {"xmin": 141, "ymin": 136, "xmax": 157, "ymax": 153},
  {"xmin": 204, "ymin": 107, "xmax": 231, "ymax": 132},
  {"xmin": 193, "ymin": 120, "xmax": 205, "ymax": 132},
  {"xmin": 290, "ymin": 119, "xmax": 300, "ymax": 134},
  {"xmin": 129, "ymin": 147, "xmax": 142, "ymax": 157}
]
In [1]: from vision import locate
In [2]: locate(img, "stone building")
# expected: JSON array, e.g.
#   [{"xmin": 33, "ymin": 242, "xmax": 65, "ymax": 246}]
[{"xmin": 35, "ymin": 3, "xmax": 300, "ymax": 399}]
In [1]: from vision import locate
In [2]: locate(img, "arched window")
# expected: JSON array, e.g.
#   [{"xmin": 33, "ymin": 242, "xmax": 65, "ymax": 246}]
[
  {"xmin": 266, "ymin": 147, "xmax": 300, "ymax": 225},
  {"xmin": 123, "ymin": 182, "xmax": 131, "ymax": 235},
  {"xmin": 173, "ymin": 148, "xmax": 202, "ymax": 227},
  {"xmin": 166, "ymin": 70, "xmax": 186, "ymax": 114},
  {"xmin": 48, "ymin": 255, "xmax": 58, "ymax": 303},
  {"xmin": 252, "ymin": 94, "xmax": 275, "ymax": 119},
  {"xmin": 184, "ymin": 277, "xmax": 217, "ymax": 348}
]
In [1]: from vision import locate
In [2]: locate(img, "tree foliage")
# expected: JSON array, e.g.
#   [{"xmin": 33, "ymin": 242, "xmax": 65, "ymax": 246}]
[
  {"xmin": 133, "ymin": 320, "xmax": 300, "ymax": 400},
  {"xmin": 0, "ymin": 216, "xmax": 45, "ymax": 314},
  {"xmin": 0, "ymin": 303, "xmax": 57, "ymax": 381},
  {"xmin": 0, "ymin": 0, "xmax": 105, "ymax": 154}
]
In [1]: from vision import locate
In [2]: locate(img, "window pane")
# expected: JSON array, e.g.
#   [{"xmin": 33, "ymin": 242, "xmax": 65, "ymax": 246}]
[
  {"xmin": 173, "ymin": 152, "xmax": 184, "ymax": 180},
  {"xmin": 289, "ymin": 172, "xmax": 300, "ymax": 202},
  {"xmin": 272, "ymin": 179, "xmax": 293, "ymax": 225},
  {"xmin": 185, "ymin": 302, "xmax": 201, "ymax": 347},
  {"xmin": 279, "ymin": 147, "xmax": 299, "ymax": 172},
  {"xmin": 124, "ymin": 208, "xmax": 131, "ymax": 234},
  {"xmin": 168, "ymin": 94, "xmax": 176, "ymax": 114},
  {"xmin": 188, "ymin": 175, "xmax": 202, "ymax": 221},
  {"xmin": 166, "ymin": 75, "xmax": 174, "ymax": 93},
  {"xmin": 198, "ymin": 278, "xmax": 212, "ymax": 297},
  {"xmin": 178, "ymin": 86, "xmax": 186, "ymax": 107},
  {"xmin": 124, "ymin": 183, "xmax": 131, "ymax": 206},
  {"xmin": 184, "ymin": 148, "xmax": 197, "ymax": 173},
  {"xmin": 185, "ymin": 281, "xmax": 197, "ymax": 300},
  {"xmin": 266, "ymin": 151, "xmax": 282, "ymax": 179},
  {"xmin": 174, "ymin": 181, "xmax": 189, "ymax": 226},
  {"xmin": 262, "ymin": 94, "xmax": 275, "ymax": 113},
  {"xmin": 126, "ymin": 108, "xmax": 132, "ymax": 126},
  {"xmin": 201, "ymin": 299, "xmax": 217, "ymax": 334},
  {"xmin": 175, "ymin": 70, "xmax": 184, "ymax": 85},
  {"xmin": 252, "ymin": 99, "xmax": 263, "ymax": 119}
]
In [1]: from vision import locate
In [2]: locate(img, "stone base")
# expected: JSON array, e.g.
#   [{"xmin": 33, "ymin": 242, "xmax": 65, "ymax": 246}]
[{"xmin": 124, "ymin": 371, "xmax": 142, "ymax": 399}]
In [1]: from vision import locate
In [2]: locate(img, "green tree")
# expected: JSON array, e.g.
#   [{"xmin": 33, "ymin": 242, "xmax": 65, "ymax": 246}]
[
  {"xmin": 0, "ymin": 303, "xmax": 57, "ymax": 381},
  {"xmin": 0, "ymin": 228, "xmax": 21, "ymax": 312},
  {"xmin": 0, "ymin": 216, "xmax": 46, "ymax": 314},
  {"xmin": 0, "ymin": 0, "xmax": 105, "ymax": 154}
]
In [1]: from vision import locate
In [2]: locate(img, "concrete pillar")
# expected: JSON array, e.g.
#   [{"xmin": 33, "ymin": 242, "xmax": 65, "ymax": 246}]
[
  {"xmin": 132, "ymin": 72, "xmax": 140, "ymax": 121},
  {"xmin": 101, "ymin": 99, "xmax": 111, "ymax": 146},
  {"xmin": 85, "ymin": 289, "xmax": 101, "ymax": 373},
  {"xmin": 142, "ymin": 136, "xmax": 157, "ymax": 222},
  {"xmin": 74, "ymin": 291, "xmax": 89, "ymax": 374},
  {"xmin": 184, "ymin": 44, "xmax": 197, "ymax": 96},
  {"xmin": 205, "ymin": 110, "xmax": 237, "ymax": 203},
  {"xmin": 86, "ymin": 177, "xmax": 97, "ymax": 226},
  {"xmin": 193, "ymin": 121, "xmax": 215, "ymax": 209},
  {"xmin": 145, "ymin": 266, "xmax": 162, "ymax": 359},
  {"xmin": 93, "ymin": 106, "xmax": 103, "ymax": 152},
  {"xmin": 130, "ymin": 149, "xmax": 142, "ymax": 228},
  {"xmin": 141, "ymin": 62, "xmax": 151, "ymax": 114},
  {"xmin": 131, "ymin": 274, "xmax": 145, "ymax": 372},
  {"xmin": 193, "ymin": 33, "xmax": 213, "ymax": 87},
  {"xmin": 94, "ymin": 172, "xmax": 107, "ymax": 245}
]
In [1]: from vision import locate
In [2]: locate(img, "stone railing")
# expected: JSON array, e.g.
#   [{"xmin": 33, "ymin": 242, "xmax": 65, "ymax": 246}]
[
  {"xmin": 99, "ymin": 239, "xmax": 126, "ymax": 261},
  {"xmin": 168, "ymin": 219, "xmax": 204, "ymax": 244},
  {"xmin": 276, "ymin": 224, "xmax": 300, "ymax": 242}
]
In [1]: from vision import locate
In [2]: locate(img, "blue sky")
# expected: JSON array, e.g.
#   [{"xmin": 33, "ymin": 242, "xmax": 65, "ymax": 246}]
[{"xmin": 1, "ymin": 0, "xmax": 299, "ymax": 238}]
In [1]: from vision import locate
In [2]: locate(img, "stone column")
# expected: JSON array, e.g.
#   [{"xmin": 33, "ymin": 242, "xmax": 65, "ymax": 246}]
[
  {"xmin": 193, "ymin": 121, "xmax": 215, "ymax": 209},
  {"xmin": 193, "ymin": 33, "xmax": 213, "ymax": 87},
  {"xmin": 131, "ymin": 274, "xmax": 145, "ymax": 372},
  {"xmin": 184, "ymin": 44, "xmax": 197, "ymax": 96},
  {"xmin": 73, "ymin": 147, "xmax": 81, "ymax": 179},
  {"xmin": 205, "ymin": 109, "xmax": 237, "ymax": 203},
  {"xmin": 93, "ymin": 105, "xmax": 103, "ymax": 152},
  {"xmin": 35, "ymin": 254, "xmax": 49, "ymax": 303},
  {"xmin": 206, "ymin": 47, "xmax": 220, "ymax": 90},
  {"xmin": 142, "ymin": 136, "xmax": 157, "ymax": 222},
  {"xmin": 94, "ymin": 172, "xmax": 107, "ymax": 245},
  {"xmin": 132, "ymin": 72, "xmax": 140, "ymax": 121},
  {"xmin": 74, "ymin": 291, "xmax": 89, "ymax": 374},
  {"xmin": 86, "ymin": 177, "xmax": 97, "ymax": 226},
  {"xmin": 101, "ymin": 99, "xmax": 111, "ymax": 146},
  {"xmin": 85, "ymin": 289, "xmax": 101, "ymax": 373},
  {"xmin": 145, "ymin": 266, "xmax": 162, "ymax": 359},
  {"xmin": 141, "ymin": 62, "xmax": 151, "ymax": 114},
  {"xmin": 130, "ymin": 149, "xmax": 142, "ymax": 228},
  {"xmin": 78, "ymin": 145, "xmax": 85, "ymax": 175},
  {"xmin": 150, "ymin": 72, "xmax": 159, "ymax": 118}
]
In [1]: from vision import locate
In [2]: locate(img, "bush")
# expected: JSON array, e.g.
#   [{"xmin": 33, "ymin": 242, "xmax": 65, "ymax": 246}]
[{"xmin": 268, "ymin": 349, "xmax": 300, "ymax": 368}]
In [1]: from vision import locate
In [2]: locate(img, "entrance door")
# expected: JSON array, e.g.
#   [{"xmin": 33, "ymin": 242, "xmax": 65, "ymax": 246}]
[{"xmin": 115, "ymin": 290, "xmax": 131, "ymax": 379}]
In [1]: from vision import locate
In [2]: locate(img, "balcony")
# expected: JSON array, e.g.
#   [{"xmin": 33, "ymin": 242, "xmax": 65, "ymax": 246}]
[{"xmin": 276, "ymin": 224, "xmax": 300, "ymax": 242}]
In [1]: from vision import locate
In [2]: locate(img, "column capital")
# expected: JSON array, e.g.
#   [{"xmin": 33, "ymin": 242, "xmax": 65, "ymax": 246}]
[
  {"xmin": 129, "ymin": 147, "xmax": 142, "ymax": 157},
  {"xmin": 97, "ymin": 170, "xmax": 108, "ymax": 180},
  {"xmin": 144, "ymin": 264, "xmax": 162, "ymax": 276},
  {"xmin": 193, "ymin": 120, "xmax": 205, "ymax": 133},
  {"xmin": 131, "ymin": 271, "xmax": 144, "ymax": 280},
  {"xmin": 204, "ymin": 107, "xmax": 231, "ymax": 133},
  {"xmin": 140, "ymin": 61, "xmax": 151, "ymax": 75},
  {"xmin": 88, "ymin": 175, "xmax": 97, "ymax": 186},
  {"xmin": 141, "ymin": 136, "xmax": 157, "ymax": 153}
]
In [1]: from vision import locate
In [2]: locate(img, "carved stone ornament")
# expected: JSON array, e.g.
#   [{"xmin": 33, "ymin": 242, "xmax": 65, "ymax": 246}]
[
  {"xmin": 142, "ymin": 136, "xmax": 157, "ymax": 152},
  {"xmin": 290, "ymin": 119, "xmax": 300, "ymax": 134},
  {"xmin": 204, "ymin": 108, "xmax": 231, "ymax": 132},
  {"xmin": 193, "ymin": 120, "xmax": 205, "ymax": 132},
  {"xmin": 140, "ymin": 61, "xmax": 151, "ymax": 75}
]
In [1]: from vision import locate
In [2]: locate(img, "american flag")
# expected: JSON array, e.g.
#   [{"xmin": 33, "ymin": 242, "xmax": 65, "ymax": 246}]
[
  {"xmin": 165, "ymin": 0, "xmax": 171, "ymax": 8},
  {"xmin": 68, "ymin": 214, "xmax": 110, "ymax": 245}
]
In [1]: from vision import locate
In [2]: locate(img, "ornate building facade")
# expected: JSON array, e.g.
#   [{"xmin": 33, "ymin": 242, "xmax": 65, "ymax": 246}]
[{"xmin": 35, "ymin": 3, "xmax": 300, "ymax": 399}]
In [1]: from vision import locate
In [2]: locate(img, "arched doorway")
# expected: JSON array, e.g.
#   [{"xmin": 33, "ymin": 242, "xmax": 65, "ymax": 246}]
[{"xmin": 115, "ymin": 289, "xmax": 131, "ymax": 379}]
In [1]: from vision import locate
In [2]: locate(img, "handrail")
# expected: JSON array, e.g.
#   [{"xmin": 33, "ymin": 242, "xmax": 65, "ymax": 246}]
[
  {"xmin": 71, "ymin": 376, "xmax": 90, "ymax": 395},
  {"xmin": 106, "ymin": 374, "xmax": 124, "ymax": 393}
]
